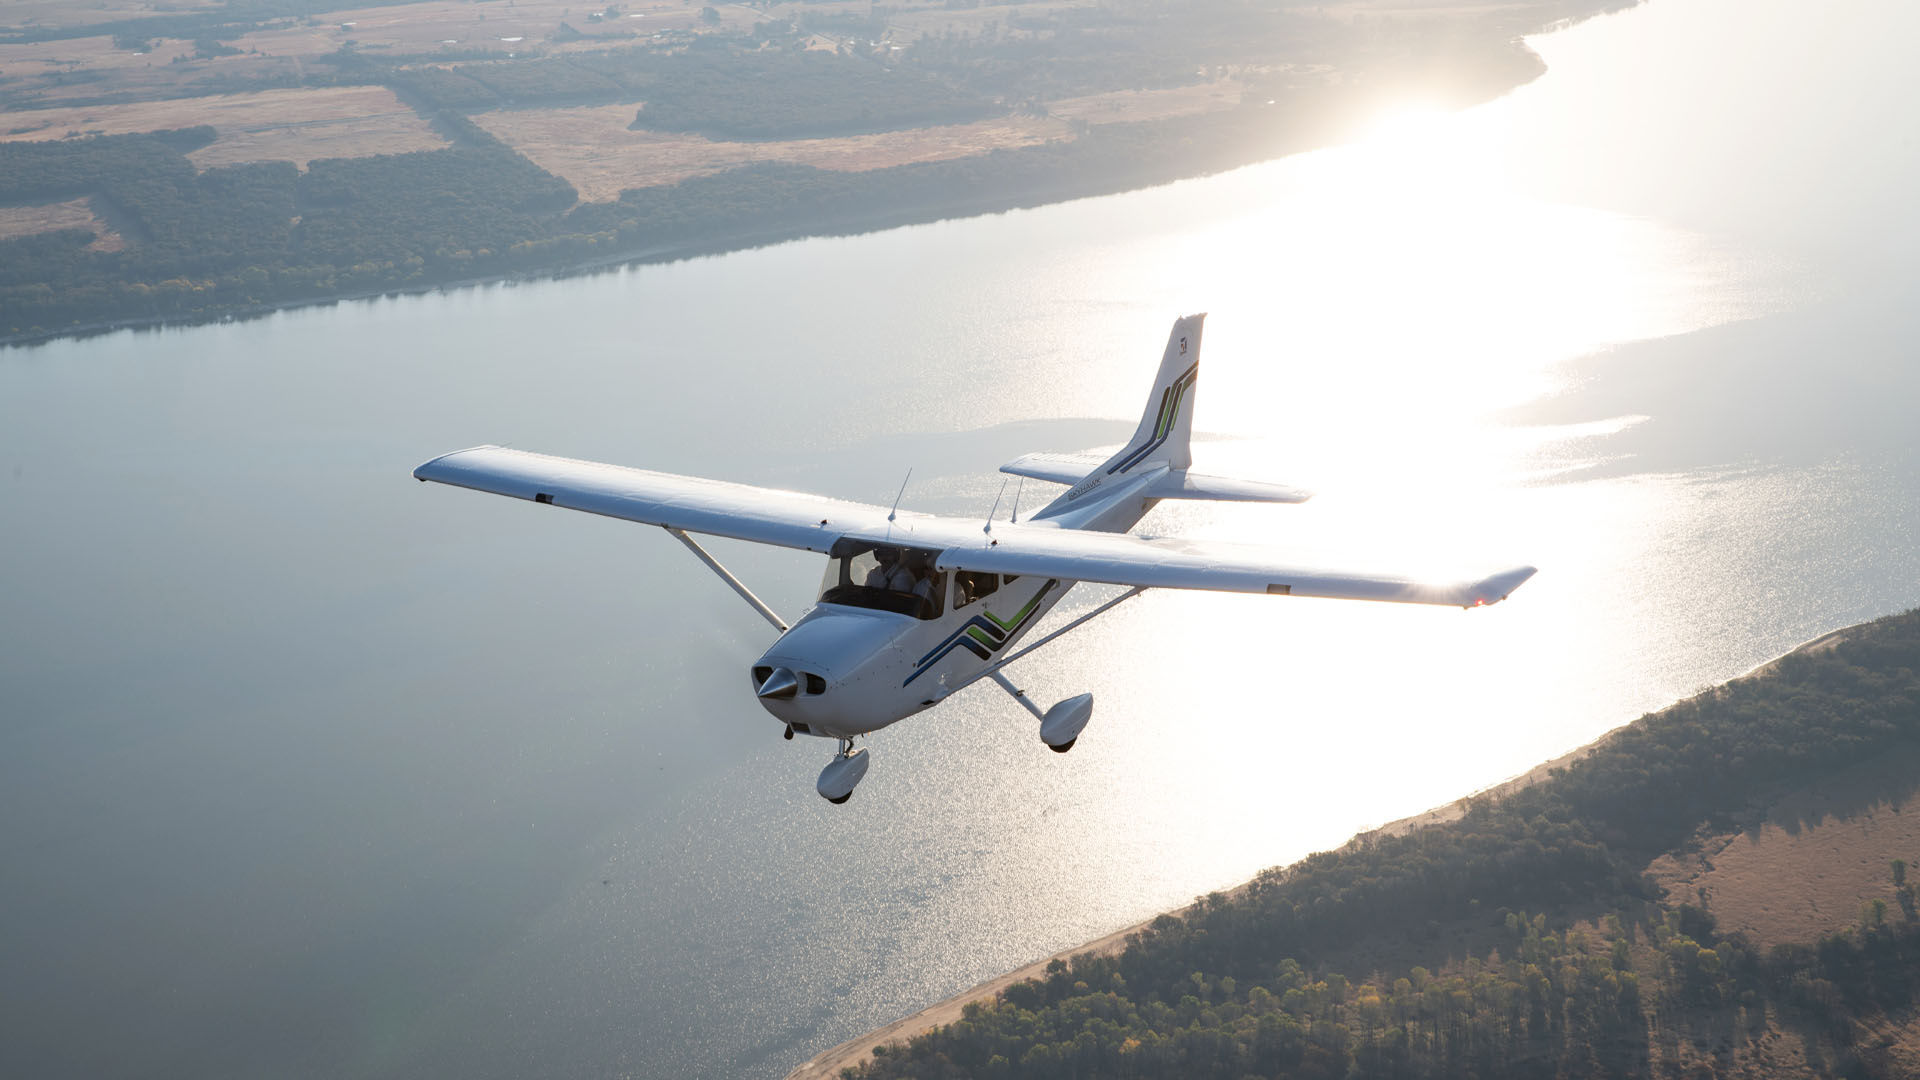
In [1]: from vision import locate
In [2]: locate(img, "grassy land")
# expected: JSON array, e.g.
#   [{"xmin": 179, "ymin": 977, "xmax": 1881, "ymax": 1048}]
[{"xmin": 831, "ymin": 610, "xmax": 1920, "ymax": 1079}]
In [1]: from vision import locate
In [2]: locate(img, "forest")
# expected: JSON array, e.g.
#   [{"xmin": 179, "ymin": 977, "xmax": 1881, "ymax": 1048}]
[{"xmin": 844, "ymin": 610, "xmax": 1920, "ymax": 1079}]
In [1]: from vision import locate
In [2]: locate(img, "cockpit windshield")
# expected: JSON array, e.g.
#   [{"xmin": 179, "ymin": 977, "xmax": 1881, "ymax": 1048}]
[{"xmin": 818, "ymin": 538, "xmax": 946, "ymax": 620}]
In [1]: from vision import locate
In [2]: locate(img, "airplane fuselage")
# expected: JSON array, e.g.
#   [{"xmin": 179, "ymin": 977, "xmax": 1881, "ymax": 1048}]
[
  {"xmin": 750, "ymin": 475, "xmax": 1163, "ymax": 739},
  {"xmin": 751, "ymin": 573, "xmax": 1070, "ymax": 738}
]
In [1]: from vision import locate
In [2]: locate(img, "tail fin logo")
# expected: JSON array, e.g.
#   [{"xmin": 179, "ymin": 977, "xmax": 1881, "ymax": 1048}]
[{"xmin": 1106, "ymin": 361, "xmax": 1197, "ymax": 476}]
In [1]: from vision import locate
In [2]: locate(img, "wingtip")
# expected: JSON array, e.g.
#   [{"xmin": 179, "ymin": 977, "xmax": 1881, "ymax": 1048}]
[
  {"xmin": 414, "ymin": 444, "xmax": 504, "ymax": 481},
  {"xmin": 1467, "ymin": 565, "xmax": 1539, "ymax": 607}
]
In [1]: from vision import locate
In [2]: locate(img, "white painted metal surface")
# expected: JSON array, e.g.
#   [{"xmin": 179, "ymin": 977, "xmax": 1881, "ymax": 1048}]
[{"xmin": 415, "ymin": 314, "xmax": 1535, "ymax": 801}]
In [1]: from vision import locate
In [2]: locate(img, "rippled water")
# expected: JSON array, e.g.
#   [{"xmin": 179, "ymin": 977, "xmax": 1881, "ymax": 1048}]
[{"xmin": 3, "ymin": 1, "xmax": 1918, "ymax": 1077}]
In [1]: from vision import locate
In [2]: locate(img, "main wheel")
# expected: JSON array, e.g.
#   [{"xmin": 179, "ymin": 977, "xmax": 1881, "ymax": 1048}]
[
  {"xmin": 827, "ymin": 792, "xmax": 852, "ymax": 804},
  {"xmin": 1048, "ymin": 738, "xmax": 1076, "ymax": 754}
]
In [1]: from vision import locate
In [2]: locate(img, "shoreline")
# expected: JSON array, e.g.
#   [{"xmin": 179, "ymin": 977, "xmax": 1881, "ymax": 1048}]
[
  {"xmin": 784, "ymin": 621, "xmax": 1865, "ymax": 1080},
  {"xmin": 0, "ymin": 131, "xmax": 1343, "ymax": 351},
  {"xmin": 0, "ymin": 59, "xmax": 1547, "ymax": 351}
]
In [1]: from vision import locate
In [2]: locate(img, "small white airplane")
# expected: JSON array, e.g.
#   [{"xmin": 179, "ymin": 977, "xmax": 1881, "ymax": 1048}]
[{"xmin": 416, "ymin": 314, "xmax": 1535, "ymax": 803}]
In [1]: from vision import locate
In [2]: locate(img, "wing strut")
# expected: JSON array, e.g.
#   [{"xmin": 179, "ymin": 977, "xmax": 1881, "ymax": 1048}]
[
  {"xmin": 664, "ymin": 527, "xmax": 789, "ymax": 632},
  {"xmin": 968, "ymin": 586, "xmax": 1147, "ymax": 688}
]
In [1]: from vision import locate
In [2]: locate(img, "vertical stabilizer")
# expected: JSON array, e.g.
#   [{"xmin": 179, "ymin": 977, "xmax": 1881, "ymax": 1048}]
[{"xmin": 1099, "ymin": 313, "xmax": 1203, "ymax": 476}]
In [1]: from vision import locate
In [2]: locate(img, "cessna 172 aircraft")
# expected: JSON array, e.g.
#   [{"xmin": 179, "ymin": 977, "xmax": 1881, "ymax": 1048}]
[{"xmin": 416, "ymin": 314, "xmax": 1535, "ymax": 803}]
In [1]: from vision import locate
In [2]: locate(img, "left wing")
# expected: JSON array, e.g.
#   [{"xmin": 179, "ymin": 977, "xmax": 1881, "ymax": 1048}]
[
  {"xmin": 934, "ymin": 526, "xmax": 1535, "ymax": 608},
  {"xmin": 414, "ymin": 445, "xmax": 894, "ymax": 552}
]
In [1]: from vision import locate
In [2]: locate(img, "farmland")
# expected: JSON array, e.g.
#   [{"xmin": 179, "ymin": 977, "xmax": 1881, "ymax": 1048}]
[{"xmin": 0, "ymin": 0, "xmax": 1624, "ymax": 341}]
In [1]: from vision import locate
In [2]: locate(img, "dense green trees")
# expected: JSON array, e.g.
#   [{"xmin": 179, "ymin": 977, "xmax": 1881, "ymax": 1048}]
[{"xmin": 849, "ymin": 610, "xmax": 1920, "ymax": 1079}]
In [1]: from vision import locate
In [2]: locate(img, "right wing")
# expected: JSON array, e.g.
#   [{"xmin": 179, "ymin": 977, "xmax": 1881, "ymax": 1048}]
[
  {"xmin": 937, "ymin": 525, "xmax": 1536, "ymax": 608},
  {"xmin": 414, "ymin": 445, "xmax": 894, "ymax": 552}
]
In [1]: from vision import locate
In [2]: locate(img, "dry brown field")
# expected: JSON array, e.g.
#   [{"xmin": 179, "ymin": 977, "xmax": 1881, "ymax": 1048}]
[
  {"xmin": 0, "ymin": 86, "xmax": 446, "ymax": 168},
  {"xmin": 1048, "ymin": 80, "xmax": 1245, "ymax": 124},
  {"xmin": 0, "ymin": 0, "xmax": 220, "ymax": 34},
  {"xmin": 230, "ymin": 0, "xmax": 700, "ymax": 61},
  {"xmin": 0, "ymin": 34, "xmax": 311, "ymax": 109},
  {"xmin": 1649, "ymin": 745, "xmax": 1920, "ymax": 949},
  {"xmin": 0, "ymin": 2, "xmax": 701, "ymax": 111},
  {"xmin": 477, "ymin": 104, "xmax": 1073, "ymax": 201},
  {"xmin": 0, "ymin": 195, "xmax": 126, "ymax": 250}
]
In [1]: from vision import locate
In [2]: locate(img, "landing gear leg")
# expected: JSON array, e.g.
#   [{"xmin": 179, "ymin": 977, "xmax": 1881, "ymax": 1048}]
[{"xmin": 816, "ymin": 737, "xmax": 869, "ymax": 804}]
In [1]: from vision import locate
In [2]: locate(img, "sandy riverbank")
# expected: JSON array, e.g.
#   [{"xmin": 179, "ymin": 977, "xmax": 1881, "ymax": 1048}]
[{"xmin": 786, "ymin": 623, "xmax": 1863, "ymax": 1080}]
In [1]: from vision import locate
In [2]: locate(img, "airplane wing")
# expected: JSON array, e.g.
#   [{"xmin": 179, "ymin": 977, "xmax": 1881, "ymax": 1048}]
[
  {"xmin": 414, "ymin": 445, "xmax": 894, "ymax": 552},
  {"xmin": 934, "ymin": 527, "xmax": 1536, "ymax": 608},
  {"xmin": 417, "ymin": 446, "xmax": 1532, "ymax": 605}
]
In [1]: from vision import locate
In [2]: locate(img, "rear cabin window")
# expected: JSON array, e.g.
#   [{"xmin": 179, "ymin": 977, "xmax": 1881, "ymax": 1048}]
[
  {"xmin": 818, "ymin": 540, "xmax": 945, "ymax": 620},
  {"xmin": 953, "ymin": 570, "xmax": 998, "ymax": 609}
]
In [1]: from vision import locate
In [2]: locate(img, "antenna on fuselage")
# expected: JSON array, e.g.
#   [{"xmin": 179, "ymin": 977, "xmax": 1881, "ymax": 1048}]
[
  {"xmin": 886, "ymin": 468, "xmax": 913, "ymax": 535},
  {"xmin": 984, "ymin": 477, "xmax": 1009, "ymax": 537}
]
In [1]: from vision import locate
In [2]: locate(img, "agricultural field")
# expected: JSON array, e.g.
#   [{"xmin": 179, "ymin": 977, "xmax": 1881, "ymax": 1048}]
[
  {"xmin": 0, "ymin": 1, "xmax": 221, "ymax": 35},
  {"xmin": 0, "ymin": 195, "xmax": 125, "ymax": 251},
  {"xmin": 226, "ymin": 0, "xmax": 702, "ymax": 60},
  {"xmin": 477, "ymin": 103, "xmax": 1073, "ymax": 201},
  {"xmin": 1046, "ymin": 79, "xmax": 1248, "ymax": 125},
  {"xmin": 0, "ymin": 86, "xmax": 446, "ymax": 168}
]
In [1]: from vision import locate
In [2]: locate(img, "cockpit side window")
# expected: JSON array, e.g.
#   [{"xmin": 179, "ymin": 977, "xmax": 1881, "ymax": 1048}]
[
  {"xmin": 953, "ymin": 570, "xmax": 999, "ymax": 610},
  {"xmin": 817, "ymin": 539, "xmax": 946, "ymax": 620}
]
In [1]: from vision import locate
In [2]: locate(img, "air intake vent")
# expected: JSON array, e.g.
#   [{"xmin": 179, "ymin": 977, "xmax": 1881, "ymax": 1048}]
[
  {"xmin": 804, "ymin": 673, "xmax": 826, "ymax": 695},
  {"xmin": 752, "ymin": 665, "xmax": 773, "ymax": 688}
]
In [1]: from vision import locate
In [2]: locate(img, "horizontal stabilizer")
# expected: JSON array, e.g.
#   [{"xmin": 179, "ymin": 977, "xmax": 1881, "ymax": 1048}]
[
  {"xmin": 1000, "ymin": 452, "xmax": 1107, "ymax": 486},
  {"xmin": 1144, "ymin": 470, "xmax": 1312, "ymax": 504},
  {"xmin": 1001, "ymin": 452, "xmax": 1311, "ymax": 504}
]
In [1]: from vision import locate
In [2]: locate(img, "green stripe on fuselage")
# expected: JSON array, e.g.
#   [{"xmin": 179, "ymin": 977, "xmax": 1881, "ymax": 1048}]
[{"xmin": 983, "ymin": 586, "xmax": 1049, "ymax": 633}]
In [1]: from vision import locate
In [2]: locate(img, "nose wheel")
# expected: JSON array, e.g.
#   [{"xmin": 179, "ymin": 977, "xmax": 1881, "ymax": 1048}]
[{"xmin": 816, "ymin": 738, "xmax": 869, "ymax": 804}]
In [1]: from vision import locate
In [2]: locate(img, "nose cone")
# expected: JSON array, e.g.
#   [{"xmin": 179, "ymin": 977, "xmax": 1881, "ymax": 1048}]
[{"xmin": 757, "ymin": 667, "xmax": 799, "ymax": 700}]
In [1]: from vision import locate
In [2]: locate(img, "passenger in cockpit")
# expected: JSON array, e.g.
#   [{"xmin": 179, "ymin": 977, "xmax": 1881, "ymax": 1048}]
[{"xmin": 906, "ymin": 551, "xmax": 937, "ymax": 604}]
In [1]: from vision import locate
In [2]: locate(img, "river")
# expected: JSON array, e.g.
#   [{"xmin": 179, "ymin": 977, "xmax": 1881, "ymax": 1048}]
[{"xmin": 3, "ymin": 0, "xmax": 1917, "ymax": 1076}]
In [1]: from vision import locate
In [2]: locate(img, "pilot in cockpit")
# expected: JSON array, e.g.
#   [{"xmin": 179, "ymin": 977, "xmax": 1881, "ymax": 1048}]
[{"xmin": 865, "ymin": 546, "xmax": 914, "ymax": 593}]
